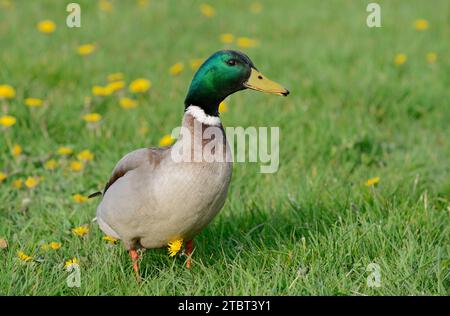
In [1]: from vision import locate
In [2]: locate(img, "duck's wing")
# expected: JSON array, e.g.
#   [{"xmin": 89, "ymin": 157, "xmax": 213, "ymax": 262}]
[
  {"xmin": 104, "ymin": 148, "xmax": 149, "ymax": 194},
  {"xmin": 88, "ymin": 147, "xmax": 169, "ymax": 198}
]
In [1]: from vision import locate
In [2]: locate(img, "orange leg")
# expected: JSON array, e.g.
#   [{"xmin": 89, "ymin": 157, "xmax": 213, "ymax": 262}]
[
  {"xmin": 185, "ymin": 240, "xmax": 194, "ymax": 269},
  {"xmin": 129, "ymin": 249, "xmax": 141, "ymax": 281}
]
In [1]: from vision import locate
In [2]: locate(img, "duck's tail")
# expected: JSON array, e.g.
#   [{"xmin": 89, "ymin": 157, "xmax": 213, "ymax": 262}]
[{"xmin": 88, "ymin": 191, "xmax": 102, "ymax": 199}]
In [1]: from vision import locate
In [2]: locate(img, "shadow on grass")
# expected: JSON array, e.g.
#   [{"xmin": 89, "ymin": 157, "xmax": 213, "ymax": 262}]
[{"xmin": 133, "ymin": 199, "xmax": 340, "ymax": 279}]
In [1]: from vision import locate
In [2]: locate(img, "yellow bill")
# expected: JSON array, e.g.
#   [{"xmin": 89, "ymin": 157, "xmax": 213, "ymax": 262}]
[{"xmin": 244, "ymin": 68, "xmax": 289, "ymax": 96}]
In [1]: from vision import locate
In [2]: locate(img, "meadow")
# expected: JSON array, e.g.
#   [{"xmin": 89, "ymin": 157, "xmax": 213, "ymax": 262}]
[{"xmin": 0, "ymin": 0, "xmax": 449, "ymax": 295}]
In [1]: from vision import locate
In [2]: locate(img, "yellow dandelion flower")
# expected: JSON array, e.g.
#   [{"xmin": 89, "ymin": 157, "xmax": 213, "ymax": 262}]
[
  {"xmin": 72, "ymin": 194, "xmax": 88, "ymax": 203},
  {"xmin": 168, "ymin": 238, "xmax": 183, "ymax": 257},
  {"xmin": 50, "ymin": 242, "xmax": 62, "ymax": 250},
  {"xmin": 57, "ymin": 146, "xmax": 73, "ymax": 155},
  {"xmin": 69, "ymin": 161, "xmax": 84, "ymax": 172},
  {"xmin": 104, "ymin": 85, "xmax": 116, "ymax": 96},
  {"xmin": 159, "ymin": 134, "xmax": 175, "ymax": 147},
  {"xmin": 64, "ymin": 257, "xmax": 79, "ymax": 268},
  {"xmin": 365, "ymin": 176, "xmax": 380, "ymax": 187},
  {"xmin": 106, "ymin": 81, "xmax": 125, "ymax": 93},
  {"xmin": 414, "ymin": 19, "xmax": 429, "ymax": 31},
  {"xmin": 99, "ymin": 0, "xmax": 113, "ymax": 12},
  {"xmin": 12, "ymin": 179, "xmax": 23, "ymax": 189},
  {"xmin": 77, "ymin": 150, "xmax": 94, "ymax": 162},
  {"xmin": 11, "ymin": 144, "xmax": 22, "ymax": 157},
  {"xmin": 17, "ymin": 251, "xmax": 32, "ymax": 262},
  {"xmin": 83, "ymin": 113, "xmax": 102, "ymax": 123},
  {"xmin": 0, "ymin": 172, "xmax": 6, "ymax": 182},
  {"xmin": 24, "ymin": 98, "xmax": 43, "ymax": 107},
  {"xmin": 72, "ymin": 225, "xmax": 89, "ymax": 237},
  {"xmin": 219, "ymin": 101, "xmax": 228, "ymax": 113},
  {"xmin": 394, "ymin": 53, "xmax": 407, "ymax": 66},
  {"xmin": 103, "ymin": 235, "xmax": 118, "ymax": 244},
  {"xmin": 91, "ymin": 85, "xmax": 113, "ymax": 96},
  {"xmin": 91, "ymin": 85, "xmax": 107, "ymax": 96},
  {"xmin": 37, "ymin": 20, "xmax": 56, "ymax": 34},
  {"xmin": 0, "ymin": 84, "xmax": 16, "ymax": 99},
  {"xmin": 169, "ymin": 62, "xmax": 184, "ymax": 76},
  {"xmin": 0, "ymin": 115, "xmax": 17, "ymax": 127},
  {"xmin": 237, "ymin": 37, "xmax": 259, "ymax": 48},
  {"xmin": 190, "ymin": 59, "xmax": 203, "ymax": 70},
  {"xmin": 44, "ymin": 159, "xmax": 58, "ymax": 170},
  {"xmin": 107, "ymin": 72, "xmax": 124, "ymax": 82},
  {"xmin": 426, "ymin": 52, "xmax": 437, "ymax": 64},
  {"xmin": 200, "ymin": 4, "xmax": 215, "ymax": 17},
  {"xmin": 119, "ymin": 97, "xmax": 138, "ymax": 110},
  {"xmin": 77, "ymin": 43, "xmax": 96, "ymax": 56},
  {"xmin": 129, "ymin": 78, "xmax": 151, "ymax": 93},
  {"xmin": 25, "ymin": 176, "xmax": 39, "ymax": 189},
  {"xmin": 220, "ymin": 33, "xmax": 234, "ymax": 44},
  {"xmin": 250, "ymin": 2, "xmax": 263, "ymax": 14}
]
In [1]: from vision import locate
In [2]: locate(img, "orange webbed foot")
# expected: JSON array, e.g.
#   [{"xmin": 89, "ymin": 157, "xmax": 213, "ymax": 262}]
[
  {"xmin": 185, "ymin": 240, "xmax": 194, "ymax": 269},
  {"xmin": 129, "ymin": 249, "xmax": 141, "ymax": 282}
]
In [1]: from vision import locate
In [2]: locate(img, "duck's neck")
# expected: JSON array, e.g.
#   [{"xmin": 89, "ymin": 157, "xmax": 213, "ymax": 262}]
[
  {"xmin": 176, "ymin": 105, "xmax": 228, "ymax": 163},
  {"xmin": 184, "ymin": 93, "xmax": 222, "ymax": 117},
  {"xmin": 184, "ymin": 72, "xmax": 225, "ymax": 117}
]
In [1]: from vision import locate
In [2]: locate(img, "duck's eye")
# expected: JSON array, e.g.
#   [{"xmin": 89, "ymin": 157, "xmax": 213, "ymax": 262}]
[{"xmin": 226, "ymin": 59, "xmax": 236, "ymax": 66}]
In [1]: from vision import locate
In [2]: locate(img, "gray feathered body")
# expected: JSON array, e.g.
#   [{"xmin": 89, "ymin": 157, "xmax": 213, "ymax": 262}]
[{"xmin": 96, "ymin": 113, "xmax": 232, "ymax": 250}]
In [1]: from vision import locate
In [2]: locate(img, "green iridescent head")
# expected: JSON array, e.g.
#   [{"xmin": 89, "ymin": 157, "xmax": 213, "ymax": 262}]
[{"xmin": 184, "ymin": 50, "xmax": 289, "ymax": 116}]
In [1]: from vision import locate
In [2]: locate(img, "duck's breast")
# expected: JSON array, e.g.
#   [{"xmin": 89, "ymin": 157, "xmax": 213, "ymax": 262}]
[{"xmin": 138, "ymin": 157, "xmax": 232, "ymax": 248}]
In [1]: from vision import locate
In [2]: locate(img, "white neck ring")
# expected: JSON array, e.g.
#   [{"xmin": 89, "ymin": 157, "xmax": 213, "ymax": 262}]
[{"xmin": 185, "ymin": 105, "xmax": 221, "ymax": 126}]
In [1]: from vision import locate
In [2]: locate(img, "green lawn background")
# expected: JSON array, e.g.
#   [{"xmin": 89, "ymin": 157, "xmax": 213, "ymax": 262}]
[{"xmin": 0, "ymin": 0, "xmax": 449, "ymax": 295}]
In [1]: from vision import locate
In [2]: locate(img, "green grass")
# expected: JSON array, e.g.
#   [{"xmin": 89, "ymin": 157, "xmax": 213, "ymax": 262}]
[{"xmin": 0, "ymin": 0, "xmax": 449, "ymax": 295}]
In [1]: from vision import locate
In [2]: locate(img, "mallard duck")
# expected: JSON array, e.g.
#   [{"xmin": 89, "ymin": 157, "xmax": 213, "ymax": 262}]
[{"xmin": 92, "ymin": 50, "xmax": 288, "ymax": 277}]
